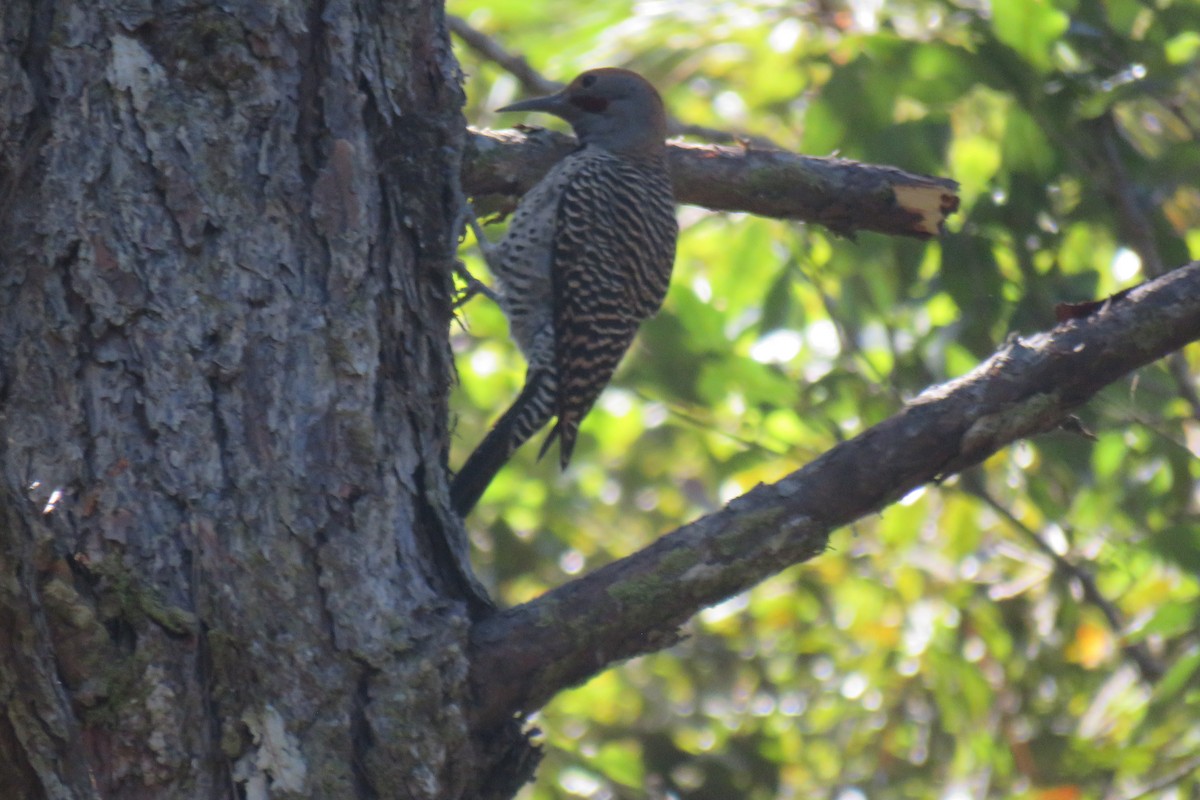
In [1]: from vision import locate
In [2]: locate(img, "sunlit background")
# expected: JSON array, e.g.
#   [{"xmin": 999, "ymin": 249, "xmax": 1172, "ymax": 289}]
[{"xmin": 449, "ymin": 1, "xmax": 1200, "ymax": 797}]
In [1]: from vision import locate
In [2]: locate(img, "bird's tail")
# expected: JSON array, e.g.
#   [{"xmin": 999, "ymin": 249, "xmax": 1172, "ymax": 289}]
[{"xmin": 451, "ymin": 368, "xmax": 557, "ymax": 516}]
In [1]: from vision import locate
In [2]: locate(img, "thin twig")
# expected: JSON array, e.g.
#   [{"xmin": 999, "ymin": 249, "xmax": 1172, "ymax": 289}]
[
  {"xmin": 1092, "ymin": 114, "xmax": 1200, "ymax": 419},
  {"xmin": 447, "ymin": 15, "xmax": 561, "ymax": 96},
  {"xmin": 1105, "ymin": 754, "xmax": 1200, "ymax": 800},
  {"xmin": 448, "ymin": 14, "xmax": 782, "ymax": 148},
  {"xmin": 960, "ymin": 476, "xmax": 1164, "ymax": 684}
]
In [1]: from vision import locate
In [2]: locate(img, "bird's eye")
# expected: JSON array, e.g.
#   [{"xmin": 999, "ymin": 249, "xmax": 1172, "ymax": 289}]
[{"xmin": 580, "ymin": 74, "xmax": 597, "ymax": 89}]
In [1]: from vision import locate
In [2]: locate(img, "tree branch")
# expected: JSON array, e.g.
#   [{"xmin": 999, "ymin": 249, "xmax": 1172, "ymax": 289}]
[
  {"xmin": 469, "ymin": 261, "xmax": 1200, "ymax": 731},
  {"xmin": 451, "ymin": 18, "xmax": 958, "ymax": 239},
  {"xmin": 448, "ymin": 15, "xmax": 559, "ymax": 96},
  {"xmin": 449, "ymin": 15, "xmax": 781, "ymax": 148},
  {"xmin": 463, "ymin": 128, "xmax": 960, "ymax": 240},
  {"xmin": 1089, "ymin": 113, "xmax": 1200, "ymax": 419}
]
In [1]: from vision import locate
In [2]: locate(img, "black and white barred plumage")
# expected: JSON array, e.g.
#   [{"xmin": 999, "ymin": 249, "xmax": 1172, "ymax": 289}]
[{"xmin": 452, "ymin": 69, "xmax": 678, "ymax": 516}]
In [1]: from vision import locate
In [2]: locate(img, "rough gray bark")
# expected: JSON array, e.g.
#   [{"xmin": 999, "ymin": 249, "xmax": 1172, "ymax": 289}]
[{"xmin": 0, "ymin": 2, "xmax": 522, "ymax": 798}]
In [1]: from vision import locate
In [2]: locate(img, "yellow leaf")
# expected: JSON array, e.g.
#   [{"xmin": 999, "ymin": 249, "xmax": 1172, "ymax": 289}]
[{"xmin": 1066, "ymin": 620, "xmax": 1112, "ymax": 668}]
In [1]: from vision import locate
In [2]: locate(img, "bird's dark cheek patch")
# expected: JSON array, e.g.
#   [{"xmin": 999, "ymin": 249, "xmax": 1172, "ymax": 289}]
[{"xmin": 571, "ymin": 95, "xmax": 609, "ymax": 114}]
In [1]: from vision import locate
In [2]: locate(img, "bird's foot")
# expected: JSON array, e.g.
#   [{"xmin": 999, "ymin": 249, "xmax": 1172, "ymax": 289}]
[
  {"xmin": 458, "ymin": 201, "xmax": 501, "ymax": 272},
  {"xmin": 453, "ymin": 201, "xmax": 503, "ymax": 308}
]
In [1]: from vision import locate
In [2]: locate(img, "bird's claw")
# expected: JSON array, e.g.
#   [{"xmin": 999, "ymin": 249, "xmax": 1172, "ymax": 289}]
[{"xmin": 454, "ymin": 269, "xmax": 500, "ymax": 308}]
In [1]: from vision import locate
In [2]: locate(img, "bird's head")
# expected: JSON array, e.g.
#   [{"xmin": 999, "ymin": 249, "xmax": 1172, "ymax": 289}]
[{"xmin": 497, "ymin": 68, "xmax": 668, "ymax": 155}]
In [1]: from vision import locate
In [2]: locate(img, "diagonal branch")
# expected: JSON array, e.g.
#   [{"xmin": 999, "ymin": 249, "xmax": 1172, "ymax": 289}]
[
  {"xmin": 464, "ymin": 128, "xmax": 960, "ymax": 239},
  {"xmin": 447, "ymin": 15, "xmax": 559, "ymax": 97},
  {"xmin": 469, "ymin": 260, "xmax": 1200, "ymax": 731},
  {"xmin": 448, "ymin": 14, "xmax": 780, "ymax": 148}
]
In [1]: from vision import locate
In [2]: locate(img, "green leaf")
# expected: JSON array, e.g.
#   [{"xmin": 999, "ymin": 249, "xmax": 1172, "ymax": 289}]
[{"xmin": 991, "ymin": 0, "xmax": 1071, "ymax": 72}]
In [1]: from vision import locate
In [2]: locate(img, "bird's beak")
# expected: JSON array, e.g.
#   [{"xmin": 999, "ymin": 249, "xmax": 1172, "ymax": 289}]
[{"xmin": 496, "ymin": 89, "xmax": 569, "ymax": 115}]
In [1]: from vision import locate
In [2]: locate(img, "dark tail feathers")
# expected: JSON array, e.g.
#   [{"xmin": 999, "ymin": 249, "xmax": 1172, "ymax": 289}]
[{"xmin": 451, "ymin": 369, "xmax": 557, "ymax": 516}]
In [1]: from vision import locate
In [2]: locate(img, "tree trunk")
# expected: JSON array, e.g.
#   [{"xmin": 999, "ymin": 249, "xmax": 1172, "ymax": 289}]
[{"xmin": 0, "ymin": 1, "xmax": 525, "ymax": 797}]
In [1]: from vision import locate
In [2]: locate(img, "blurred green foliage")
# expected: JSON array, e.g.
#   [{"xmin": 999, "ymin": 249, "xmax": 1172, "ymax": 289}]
[{"xmin": 448, "ymin": 1, "xmax": 1200, "ymax": 797}]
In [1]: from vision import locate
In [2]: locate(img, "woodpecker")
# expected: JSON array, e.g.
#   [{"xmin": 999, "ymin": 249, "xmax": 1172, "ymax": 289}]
[{"xmin": 452, "ymin": 68, "xmax": 678, "ymax": 516}]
